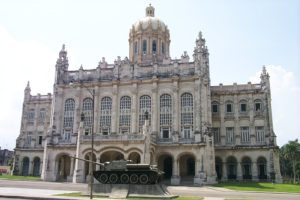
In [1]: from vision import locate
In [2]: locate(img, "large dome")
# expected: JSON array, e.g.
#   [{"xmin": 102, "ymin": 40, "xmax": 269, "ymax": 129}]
[
  {"xmin": 133, "ymin": 4, "xmax": 167, "ymax": 32},
  {"xmin": 128, "ymin": 4, "xmax": 171, "ymax": 64},
  {"xmin": 134, "ymin": 16, "xmax": 166, "ymax": 32}
]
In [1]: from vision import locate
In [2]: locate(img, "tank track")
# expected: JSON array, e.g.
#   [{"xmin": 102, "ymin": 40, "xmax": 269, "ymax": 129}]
[{"xmin": 93, "ymin": 170, "xmax": 160, "ymax": 185}]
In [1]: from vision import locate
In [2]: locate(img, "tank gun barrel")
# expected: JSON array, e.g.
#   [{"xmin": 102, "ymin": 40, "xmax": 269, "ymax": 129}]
[{"xmin": 69, "ymin": 155, "xmax": 104, "ymax": 166}]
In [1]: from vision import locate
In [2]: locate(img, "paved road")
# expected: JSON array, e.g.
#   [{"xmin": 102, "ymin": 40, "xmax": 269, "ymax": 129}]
[{"xmin": 0, "ymin": 179, "xmax": 300, "ymax": 200}]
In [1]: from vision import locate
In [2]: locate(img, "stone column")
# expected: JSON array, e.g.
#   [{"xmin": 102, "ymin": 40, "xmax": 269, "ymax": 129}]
[
  {"xmin": 94, "ymin": 86, "xmax": 100, "ymax": 134},
  {"xmin": 70, "ymin": 157, "xmax": 74, "ymax": 176},
  {"xmin": 172, "ymin": 82, "xmax": 179, "ymax": 134},
  {"xmin": 194, "ymin": 82, "xmax": 201, "ymax": 133},
  {"xmin": 73, "ymin": 118, "xmax": 83, "ymax": 183},
  {"xmin": 252, "ymin": 162, "xmax": 258, "ymax": 181},
  {"xmin": 96, "ymin": 158, "xmax": 101, "ymax": 171},
  {"xmin": 171, "ymin": 158, "xmax": 180, "ymax": 185},
  {"xmin": 151, "ymin": 83, "xmax": 158, "ymax": 134},
  {"xmin": 222, "ymin": 162, "xmax": 227, "ymax": 181},
  {"xmin": 28, "ymin": 159, "xmax": 33, "ymax": 176},
  {"xmin": 237, "ymin": 162, "xmax": 242, "ymax": 180},
  {"xmin": 131, "ymin": 85, "xmax": 138, "ymax": 134},
  {"xmin": 111, "ymin": 83, "xmax": 118, "ymax": 134}
]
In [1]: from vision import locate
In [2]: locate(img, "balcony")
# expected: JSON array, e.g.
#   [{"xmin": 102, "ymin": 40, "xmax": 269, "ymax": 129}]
[{"xmin": 81, "ymin": 134, "xmax": 145, "ymax": 142}]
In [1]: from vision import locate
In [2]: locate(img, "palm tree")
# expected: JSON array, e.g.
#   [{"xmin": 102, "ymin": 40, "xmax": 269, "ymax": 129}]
[{"xmin": 283, "ymin": 139, "xmax": 300, "ymax": 183}]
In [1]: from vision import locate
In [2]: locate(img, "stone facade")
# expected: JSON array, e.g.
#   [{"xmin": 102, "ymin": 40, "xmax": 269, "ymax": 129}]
[{"xmin": 12, "ymin": 5, "xmax": 282, "ymax": 184}]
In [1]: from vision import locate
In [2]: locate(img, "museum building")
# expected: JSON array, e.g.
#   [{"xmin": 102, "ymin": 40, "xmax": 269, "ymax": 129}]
[{"xmin": 12, "ymin": 5, "xmax": 282, "ymax": 184}]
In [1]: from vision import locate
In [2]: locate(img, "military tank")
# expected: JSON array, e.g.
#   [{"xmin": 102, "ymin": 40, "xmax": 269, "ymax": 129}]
[{"xmin": 93, "ymin": 160, "xmax": 163, "ymax": 185}]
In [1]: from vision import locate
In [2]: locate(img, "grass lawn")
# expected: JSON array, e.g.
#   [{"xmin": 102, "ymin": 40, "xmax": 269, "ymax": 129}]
[
  {"xmin": 0, "ymin": 174, "xmax": 41, "ymax": 181},
  {"xmin": 214, "ymin": 182, "xmax": 300, "ymax": 193}
]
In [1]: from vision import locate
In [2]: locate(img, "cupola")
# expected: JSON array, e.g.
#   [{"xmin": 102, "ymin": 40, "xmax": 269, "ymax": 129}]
[{"xmin": 129, "ymin": 4, "xmax": 170, "ymax": 65}]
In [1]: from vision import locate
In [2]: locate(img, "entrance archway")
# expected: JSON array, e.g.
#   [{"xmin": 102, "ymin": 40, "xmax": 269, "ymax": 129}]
[
  {"xmin": 21, "ymin": 157, "xmax": 29, "ymax": 176},
  {"xmin": 100, "ymin": 150, "xmax": 124, "ymax": 162},
  {"xmin": 179, "ymin": 153, "xmax": 195, "ymax": 181},
  {"xmin": 128, "ymin": 152, "xmax": 141, "ymax": 163},
  {"xmin": 257, "ymin": 157, "xmax": 267, "ymax": 180},
  {"xmin": 157, "ymin": 154, "xmax": 173, "ymax": 180},
  {"xmin": 215, "ymin": 157, "xmax": 222, "ymax": 180},
  {"xmin": 57, "ymin": 154, "xmax": 71, "ymax": 181},
  {"xmin": 32, "ymin": 157, "xmax": 41, "ymax": 176},
  {"xmin": 227, "ymin": 156, "xmax": 237, "ymax": 180},
  {"xmin": 242, "ymin": 157, "xmax": 252, "ymax": 180}
]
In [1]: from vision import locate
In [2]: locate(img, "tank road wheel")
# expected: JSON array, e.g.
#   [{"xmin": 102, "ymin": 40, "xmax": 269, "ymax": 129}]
[
  {"xmin": 99, "ymin": 173, "xmax": 108, "ymax": 184},
  {"xmin": 148, "ymin": 173, "xmax": 156, "ymax": 184},
  {"xmin": 120, "ymin": 174, "xmax": 129, "ymax": 184},
  {"xmin": 109, "ymin": 173, "xmax": 118, "ymax": 184},
  {"xmin": 139, "ymin": 174, "xmax": 149, "ymax": 184},
  {"xmin": 129, "ymin": 174, "xmax": 139, "ymax": 184}
]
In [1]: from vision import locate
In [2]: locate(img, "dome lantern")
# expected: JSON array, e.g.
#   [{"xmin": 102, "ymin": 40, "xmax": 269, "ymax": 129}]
[{"xmin": 146, "ymin": 4, "xmax": 155, "ymax": 17}]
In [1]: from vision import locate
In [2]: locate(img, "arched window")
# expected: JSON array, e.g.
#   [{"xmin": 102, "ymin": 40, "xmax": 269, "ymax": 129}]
[
  {"xmin": 142, "ymin": 40, "xmax": 147, "ymax": 54},
  {"xmin": 119, "ymin": 96, "xmax": 131, "ymax": 134},
  {"xmin": 181, "ymin": 93, "xmax": 193, "ymax": 139},
  {"xmin": 152, "ymin": 40, "xmax": 157, "ymax": 54},
  {"xmin": 100, "ymin": 97, "xmax": 112, "ymax": 135},
  {"xmin": 139, "ymin": 95, "xmax": 151, "ymax": 132},
  {"xmin": 83, "ymin": 98, "xmax": 93, "ymax": 135},
  {"xmin": 161, "ymin": 42, "xmax": 165, "ymax": 54},
  {"xmin": 63, "ymin": 98, "xmax": 75, "ymax": 141},
  {"xmin": 160, "ymin": 94, "xmax": 172, "ymax": 139},
  {"xmin": 27, "ymin": 109, "xmax": 35, "ymax": 125}
]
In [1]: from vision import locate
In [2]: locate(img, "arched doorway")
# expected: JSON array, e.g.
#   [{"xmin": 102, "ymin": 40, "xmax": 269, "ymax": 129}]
[
  {"xmin": 215, "ymin": 157, "xmax": 222, "ymax": 180},
  {"xmin": 32, "ymin": 157, "xmax": 41, "ymax": 176},
  {"xmin": 242, "ymin": 157, "xmax": 252, "ymax": 180},
  {"xmin": 179, "ymin": 153, "xmax": 195, "ymax": 182},
  {"xmin": 157, "ymin": 154, "xmax": 173, "ymax": 180},
  {"xmin": 128, "ymin": 152, "xmax": 141, "ymax": 163},
  {"xmin": 100, "ymin": 150, "xmax": 124, "ymax": 162},
  {"xmin": 21, "ymin": 157, "xmax": 29, "ymax": 176},
  {"xmin": 257, "ymin": 157, "xmax": 267, "ymax": 180},
  {"xmin": 227, "ymin": 156, "xmax": 237, "ymax": 180},
  {"xmin": 57, "ymin": 154, "xmax": 71, "ymax": 181}
]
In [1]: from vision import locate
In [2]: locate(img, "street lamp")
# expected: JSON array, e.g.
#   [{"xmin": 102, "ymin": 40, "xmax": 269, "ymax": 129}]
[
  {"xmin": 69, "ymin": 81, "xmax": 95, "ymax": 199},
  {"xmin": 86, "ymin": 88, "xmax": 95, "ymax": 200}
]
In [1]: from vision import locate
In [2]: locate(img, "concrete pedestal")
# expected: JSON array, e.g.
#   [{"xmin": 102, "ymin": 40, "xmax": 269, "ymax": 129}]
[{"xmin": 92, "ymin": 183, "xmax": 177, "ymax": 199}]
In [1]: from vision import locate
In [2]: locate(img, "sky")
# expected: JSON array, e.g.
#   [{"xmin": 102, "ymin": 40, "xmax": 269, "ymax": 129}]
[{"xmin": 0, "ymin": 0, "xmax": 299, "ymax": 150}]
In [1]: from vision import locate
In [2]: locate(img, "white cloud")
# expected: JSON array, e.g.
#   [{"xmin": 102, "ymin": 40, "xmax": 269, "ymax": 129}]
[
  {"xmin": 250, "ymin": 65, "xmax": 300, "ymax": 146},
  {"xmin": 0, "ymin": 25, "xmax": 57, "ymax": 150}
]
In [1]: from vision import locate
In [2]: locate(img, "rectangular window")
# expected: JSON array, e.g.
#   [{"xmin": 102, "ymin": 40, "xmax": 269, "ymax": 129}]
[
  {"xmin": 226, "ymin": 104, "xmax": 232, "ymax": 113},
  {"xmin": 255, "ymin": 126, "xmax": 265, "ymax": 143},
  {"xmin": 63, "ymin": 130, "xmax": 71, "ymax": 141},
  {"xmin": 38, "ymin": 108, "xmax": 46, "ymax": 123},
  {"xmin": 162, "ymin": 128, "xmax": 169, "ymax": 139},
  {"xmin": 38, "ymin": 136, "xmax": 43, "ymax": 145},
  {"xmin": 240, "ymin": 127, "xmax": 250, "ymax": 143},
  {"xmin": 255, "ymin": 103, "xmax": 261, "ymax": 111},
  {"xmin": 212, "ymin": 104, "xmax": 218, "ymax": 113},
  {"xmin": 212, "ymin": 128, "xmax": 220, "ymax": 144},
  {"xmin": 27, "ymin": 109, "xmax": 35, "ymax": 124},
  {"xmin": 240, "ymin": 104, "xmax": 247, "ymax": 112},
  {"xmin": 226, "ymin": 127, "xmax": 235, "ymax": 144}
]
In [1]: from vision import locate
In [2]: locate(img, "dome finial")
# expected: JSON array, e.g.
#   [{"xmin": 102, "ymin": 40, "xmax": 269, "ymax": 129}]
[{"xmin": 146, "ymin": 4, "xmax": 155, "ymax": 17}]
